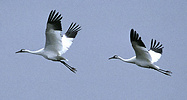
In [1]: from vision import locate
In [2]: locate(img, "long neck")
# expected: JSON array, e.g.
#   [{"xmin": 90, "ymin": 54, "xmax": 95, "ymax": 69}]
[
  {"xmin": 25, "ymin": 48, "xmax": 44, "ymax": 55},
  {"xmin": 117, "ymin": 56, "xmax": 136, "ymax": 63}
]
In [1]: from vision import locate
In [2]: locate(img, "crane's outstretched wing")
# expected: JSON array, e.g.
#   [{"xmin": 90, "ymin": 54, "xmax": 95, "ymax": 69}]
[
  {"xmin": 44, "ymin": 10, "xmax": 63, "ymax": 54},
  {"xmin": 61, "ymin": 22, "xmax": 81, "ymax": 54},
  {"xmin": 148, "ymin": 39, "xmax": 163, "ymax": 63},
  {"xmin": 130, "ymin": 29, "xmax": 152, "ymax": 61}
]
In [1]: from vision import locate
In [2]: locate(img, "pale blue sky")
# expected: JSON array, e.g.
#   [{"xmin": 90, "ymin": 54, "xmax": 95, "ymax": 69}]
[{"xmin": 0, "ymin": 0, "xmax": 187, "ymax": 100}]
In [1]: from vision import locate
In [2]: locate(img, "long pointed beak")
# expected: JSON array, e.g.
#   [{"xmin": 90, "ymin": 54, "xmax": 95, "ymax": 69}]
[
  {"xmin": 15, "ymin": 50, "xmax": 21, "ymax": 53},
  {"xmin": 108, "ymin": 57, "xmax": 114, "ymax": 60}
]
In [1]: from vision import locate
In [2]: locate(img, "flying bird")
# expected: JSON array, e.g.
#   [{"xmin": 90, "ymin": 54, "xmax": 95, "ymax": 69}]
[
  {"xmin": 109, "ymin": 29, "xmax": 172, "ymax": 76},
  {"xmin": 16, "ymin": 10, "xmax": 81, "ymax": 73}
]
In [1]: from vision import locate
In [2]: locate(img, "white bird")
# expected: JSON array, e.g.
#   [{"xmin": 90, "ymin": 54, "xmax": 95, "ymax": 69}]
[
  {"xmin": 16, "ymin": 10, "xmax": 81, "ymax": 73},
  {"xmin": 109, "ymin": 29, "xmax": 172, "ymax": 76}
]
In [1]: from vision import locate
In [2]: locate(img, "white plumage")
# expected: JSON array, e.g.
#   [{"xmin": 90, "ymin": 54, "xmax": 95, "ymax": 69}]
[
  {"xmin": 109, "ymin": 29, "xmax": 172, "ymax": 76},
  {"xmin": 16, "ymin": 10, "xmax": 81, "ymax": 73}
]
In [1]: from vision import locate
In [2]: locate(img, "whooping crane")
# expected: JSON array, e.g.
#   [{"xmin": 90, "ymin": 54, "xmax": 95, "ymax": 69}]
[
  {"xmin": 16, "ymin": 10, "xmax": 81, "ymax": 73},
  {"xmin": 109, "ymin": 29, "xmax": 172, "ymax": 76}
]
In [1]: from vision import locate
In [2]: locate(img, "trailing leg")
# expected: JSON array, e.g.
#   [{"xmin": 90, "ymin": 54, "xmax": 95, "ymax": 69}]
[
  {"xmin": 158, "ymin": 69, "xmax": 172, "ymax": 76},
  {"xmin": 60, "ymin": 61, "xmax": 77, "ymax": 73},
  {"xmin": 152, "ymin": 68, "xmax": 172, "ymax": 76},
  {"xmin": 150, "ymin": 65, "xmax": 172, "ymax": 76}
]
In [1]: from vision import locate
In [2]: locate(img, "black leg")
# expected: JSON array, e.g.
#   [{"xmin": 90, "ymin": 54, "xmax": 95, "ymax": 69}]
[
  {"xmin": 157, "ymin": 69, "xmax": 172, "ymax": 76},
  {"xmin": 159, "ymin": 69, "xmax": 172, "ymax": 74},
  {"xmin": 60, "ymin": 61, "xmax": 77, "ymax": 73},
  {"xmin": 152, "ymin": 68, "xmax": 172, "ymax": 76}
]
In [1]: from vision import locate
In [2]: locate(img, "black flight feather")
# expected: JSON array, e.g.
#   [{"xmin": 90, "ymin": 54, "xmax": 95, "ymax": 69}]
[
  {"xmin": 130, "ymin": 29, "xmax": 146, "ymax": 48},
  {"xmin": 47, "ymin": 10, "xmax": 63, "ymax": 31},
  {"xmin": 149, "ymin": 39, "xmax": 164, "ymax": 54},
  {"xmin": 65, "ymin": 22, "xmax": 81, "ymax": 38}
]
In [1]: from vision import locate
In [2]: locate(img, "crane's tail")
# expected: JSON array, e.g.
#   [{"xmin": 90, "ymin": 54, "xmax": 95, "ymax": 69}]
[
  {"xmin": 60, "ymin": 61, "xmax": 77, "ymax": 73},
  {"xmin": 156, "ymin": 69, "xmax": 172, "ymax": 76}
]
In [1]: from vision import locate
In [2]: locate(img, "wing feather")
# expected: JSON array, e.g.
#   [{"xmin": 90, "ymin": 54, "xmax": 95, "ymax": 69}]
[
  {"xmin": 44, "ymin": 10, "xmax": 63, "ymax": 54},
  {"xmin": 44, "ymin": 10, "xmax": 81, "ymax": 55},
  {"xmin": 148, "ymin": 39, "xmax": 163, "ymax": 63},
  {"xmin": 130, "ymin": 29, "xmax": 152, "ymax": 61},
  {"xmin": 61, "ymin": 23, "xmax": 81, "ymax": 54}
]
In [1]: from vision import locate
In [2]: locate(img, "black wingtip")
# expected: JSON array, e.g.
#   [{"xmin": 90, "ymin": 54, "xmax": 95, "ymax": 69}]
[
  {"xmin": 65, "ymin": 22, "xmax": 81, "ymax": 38},
  {"xmin": 150, "ymin": 39, "xmax": 164, "ymax": 54},
  {"xmin": 130, "ymin": 29, "xmax": 146, "ymax": 48},
  {"xmin": 47, "ymin": 10, "xmax": 63, "ymax": 31}
]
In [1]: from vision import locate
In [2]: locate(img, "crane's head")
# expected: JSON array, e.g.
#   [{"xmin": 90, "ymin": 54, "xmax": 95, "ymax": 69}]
[
  {"xmin": 15, "ymin": 49, "xmax": 27, "ymax": 53},
  {"xmin": 109, "ymin": 55, "xmax": 119, "ymax": 60}
]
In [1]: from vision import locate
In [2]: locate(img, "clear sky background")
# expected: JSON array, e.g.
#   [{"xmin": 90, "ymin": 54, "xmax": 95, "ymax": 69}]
[{"xmin": 1, "ymin": 0, "xmax": 187, "ymax": 100}]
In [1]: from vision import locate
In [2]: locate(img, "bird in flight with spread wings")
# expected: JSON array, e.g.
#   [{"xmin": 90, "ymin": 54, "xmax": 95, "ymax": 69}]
[
  {"xmin": 109, "ymin": 29, "xmax": 172, "ymax": 76},
  {"xmin": 16, "ymin": 10, "xmax": 81, "ymax": 73}
]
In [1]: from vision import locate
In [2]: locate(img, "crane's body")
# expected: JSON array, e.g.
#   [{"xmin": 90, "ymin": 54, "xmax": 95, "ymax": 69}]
[
  {"xmin": 16, "ymin": 10, "xmax": 81, "ymax": 73},
  {"xmin": 109, "ymin": 29, "xmax": 172, "ymax": 76}
]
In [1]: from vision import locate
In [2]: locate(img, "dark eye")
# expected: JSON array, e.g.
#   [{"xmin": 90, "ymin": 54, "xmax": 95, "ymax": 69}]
[{"xmin": 21, "ymin": 49, "xmax": 25, "ymax": 51}]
